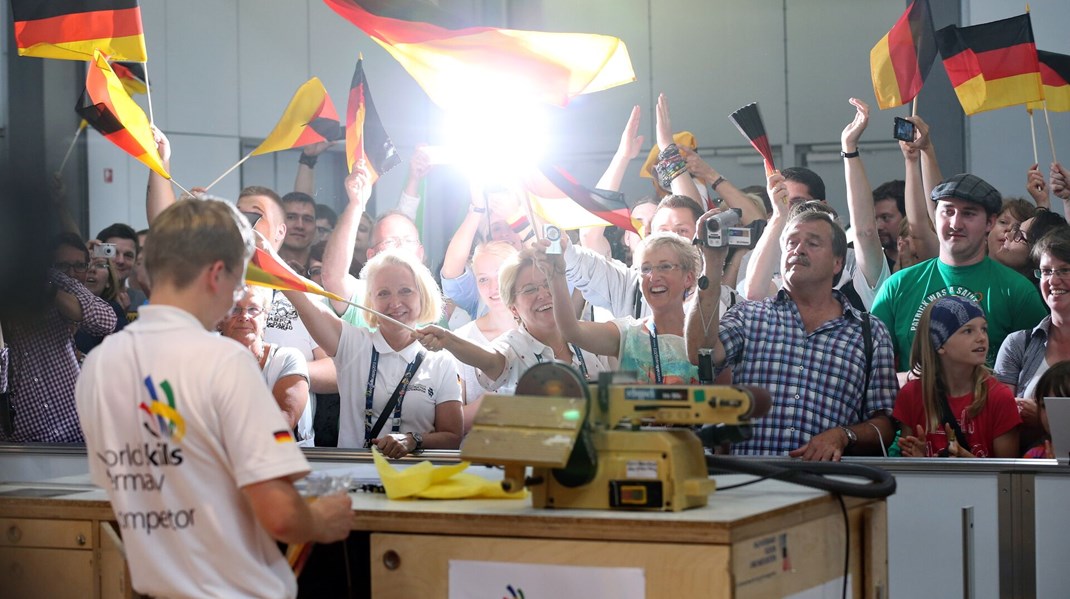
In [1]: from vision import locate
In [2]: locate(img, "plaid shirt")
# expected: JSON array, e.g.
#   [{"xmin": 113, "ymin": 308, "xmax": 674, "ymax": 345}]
[
  {"xmin": 1, "ymin": 270, "xmax": 116, "ymax": 442},
  {"xmin": 717, "ymin": 289, "xmax": 898, "ymax": 455}
]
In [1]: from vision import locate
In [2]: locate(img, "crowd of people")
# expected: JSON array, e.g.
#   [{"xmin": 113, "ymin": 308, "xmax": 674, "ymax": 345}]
[{"xmin": 4, "ymin": 93, "xmax": 1070, "ymax": 464}]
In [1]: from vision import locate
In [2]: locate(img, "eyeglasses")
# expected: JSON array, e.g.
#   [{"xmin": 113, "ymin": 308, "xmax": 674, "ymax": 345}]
[
  {"xmin": 54, "ymin": 261, "xmax": 89, "ymax": 273},
  {"xmin": 307, "ymin": 266, "xmax": 322, "ymax": 278},
  {"xmin": 316, "ymin": 226, "xmax": 333, "ymax": 236},
  {"xmin": 373, "ymin": 236, "xmax": 421, "ymax": 251},
  {"xmin": 1035, "ymin": 268, "xmax": 1070, "ymax": 280},
  {"xmin": 517, "ymin": 281, "xmax": 551, "ymax": 297},
  {"xmin": 228, "ymin": 304, "xmax": 265, "ymax": 318},
  {"xmin": 89, "ymin": 260, "xmax": 110, "ymax": 271},
  {"xmin": 1009, "ymin": 222, "xmax": 1028, "ymax": 245},
  {"xmin": 639, "ymin": 263, "xmax": 682, "ymax": 277},
  {"xmin": 240, "ymin": 211, "xmax": 263, "ymax": 228}
]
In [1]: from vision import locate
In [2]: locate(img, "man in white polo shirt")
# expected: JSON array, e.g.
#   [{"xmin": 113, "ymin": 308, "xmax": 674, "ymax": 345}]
[{"xmin": 76, "ymin": 198, "xmax": 354, "ymax": 599}]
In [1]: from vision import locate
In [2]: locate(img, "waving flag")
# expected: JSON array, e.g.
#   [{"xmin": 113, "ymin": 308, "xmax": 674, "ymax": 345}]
[
  {"xmin": 936, "ymin": 14, "xmax": 1042, "ymax": 115},
  {"xmin": 111, "ymin": 61, "xmax": 148, "ymax": 96},
  {"xmin": 524, "ymin": 165, "xmax": 639, "ymax": 234},
  {"xmin": 246, "ymin": 247, "xmax": 346, "ymax": 302},
  {"xmin": 346, "ymin": 56, "xmax": 401, "ymax": 181},
  {"xmin": 1028, "ymin": 50, "xmax": 1070, "ymax": 112},
  {"xmin": 729, "ymin": 103, "xmax": 776, "ymax": 176},
  {"xmin": 252, "ymin": 78, "xmax": 342, "ymax": 156},
  {"xmin": 323, "ymin": 0, "xmax": 635, "ymax": 109},
  {"xmin": 870, "ymin": 0, "xmax": 937, "ymax": 110},
  {"xmin": 11, "ymin": 0, "xmax": 147, "ymax": 62},
  {"xmin": 76, "ymin": 50, "xmax": 168, "ymax": 178}
]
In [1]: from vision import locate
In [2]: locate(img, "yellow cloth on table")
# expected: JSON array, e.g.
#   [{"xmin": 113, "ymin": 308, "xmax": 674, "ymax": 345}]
[{"xmin": 372, "ymin": 449, "xmax": 528, "ymax": 500}]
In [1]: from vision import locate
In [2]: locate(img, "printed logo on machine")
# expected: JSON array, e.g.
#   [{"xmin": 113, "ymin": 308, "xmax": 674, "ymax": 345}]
[{"xmin": 139, "ymin": 375, "xmax": 186, "ymax": 442}]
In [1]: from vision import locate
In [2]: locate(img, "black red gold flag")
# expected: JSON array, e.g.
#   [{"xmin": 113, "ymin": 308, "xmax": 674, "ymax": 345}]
[
  {"xmin": 870, "ymin": 0, "xmax": 937, "ymax": 110},
  {"xmin": 322, "ymin": 0, "xmax": 635, "ymax": 108},
  {"xmin": 525, "ymin": 165, "xmax": 639, "ymax": 234},
  {"xmin": 936, "ymin": 14, "xmax": 1043, "ymax": 115},
  {"xmin": 346, "ymin": 56, "xmax": 401, "ymax": 182},
  {"xmin": 1028, "ymin": 50, "xmax": 1070, "ymax": 113},
  {"xmin": 729, "ymin": 103, "xmax": 776, "ymax": 176},
  {"xmin": 252, "ymin": 78, "xmax": 342, "ymax": 156},
  {"xmin": 11, "ymin": 0, "xmax": 148, "ymax": 62}
]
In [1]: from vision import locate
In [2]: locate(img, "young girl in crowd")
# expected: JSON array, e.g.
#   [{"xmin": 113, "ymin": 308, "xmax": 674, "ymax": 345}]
[
  {"xmin": 1023, "ymin": 360, "xmax": 1070, "ymax": 458},
  {"xmin": 894, "ymin": 296, "xmax": 1021, "ymax": 458}
]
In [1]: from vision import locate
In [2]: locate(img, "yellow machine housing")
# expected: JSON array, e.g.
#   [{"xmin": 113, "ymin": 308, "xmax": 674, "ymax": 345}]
[{"xmin": 460, "ymin": 364, "xmax": 761, "ymax": 512}]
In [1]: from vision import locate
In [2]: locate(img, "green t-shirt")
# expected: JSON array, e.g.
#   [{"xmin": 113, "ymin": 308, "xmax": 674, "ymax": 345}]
[{"xmin": 871, "ymin": 257, "xmax": 1048, "ymax": 371}]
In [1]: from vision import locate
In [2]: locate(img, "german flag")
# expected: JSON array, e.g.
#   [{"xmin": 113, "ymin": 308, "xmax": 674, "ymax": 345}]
[
  {"xmin": 252, "ymin": 78, "xmax": 342, "ymax": 156},
  {"xmin": 1027, "ymin": 51, "xmax": 1070, "ymax": 113},
  {"xmin": 111, "ymin": 61, "xmax": 148, "ymax": 96},
  {"xmin": 273, "ymin": 430, "xmax": 295, "ymax": 444},
  {"xmin": 323, "ymin": 0, "xmax": 635, "ymax": 109},
  {"xmin": 246, "ymin": 246, "xmax": 347, "ymax": 304},
  {"xmin": 936, "ymin": 14, "xmax": 1043, "ymax": 115},
  {"xmin": 11, "ymin": 0, "xmax": 147, "ymax": 62},
  {"xmin": 525, "ymin": 165, "xmax": 640, "ymax": 234},
  {"xmin": 870, "ymin": 0, "xmax": 937, "ymax": 110},
  {"xmin": 76, "ymin": 50, "xmax": 168, "ymax": 178},
  {"xmin": 346, "ymin": 56, "xmax": 401, "ymax": 182}
]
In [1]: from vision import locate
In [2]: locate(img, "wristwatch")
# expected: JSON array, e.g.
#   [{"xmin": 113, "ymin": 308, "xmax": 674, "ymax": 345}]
[
  {"xmin": 840, "ymin": 426, "xmax": 857, "ymax": 449},
  {"xmin": 409, "ymin": 431, "xmax": 424, "ymax": 452}
]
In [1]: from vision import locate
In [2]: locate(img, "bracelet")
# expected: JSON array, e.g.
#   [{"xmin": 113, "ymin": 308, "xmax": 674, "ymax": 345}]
[
  {"xmin": 654, "ymin": 144, "xmax": 688, "ymax": 189},
  {"xmin": 840, "ymin": 149, "xmax": 859, "ymax": 159},
  {"xmin": 470, "ymin": 205, "xmax": 486, "ymax": 214},
  {"xmin": 298, "ymin": 153, "xmax": 318, "ymax": 168},
  {"xmin": 710, "ymin": 175, "xmax": 726, "ymax": 190}
]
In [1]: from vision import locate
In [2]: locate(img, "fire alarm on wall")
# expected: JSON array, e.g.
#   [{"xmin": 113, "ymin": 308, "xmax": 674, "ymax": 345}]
[{"xmin": 103, "ymin": 168, "xmax": 113, "ymax": 183}]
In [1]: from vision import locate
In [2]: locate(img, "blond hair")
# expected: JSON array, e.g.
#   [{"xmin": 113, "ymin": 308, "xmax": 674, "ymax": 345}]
[
  {"xmin": 146, "ymin": 199, "xmax": 254, "ymax": 288},
  {"xmin": 359, "ymin": 250, "xmax": 442, "ymax": 327},
  {"xmin": 909, "ymin": 301, "xmax": 991, "ymax": 432},
  {"xmin": 497, "ymin": 248, "xmax": 541, "ymax": 309},
  {"xmin": 633, "ymin": 231, "xmax": 701, "ymax": 281}
]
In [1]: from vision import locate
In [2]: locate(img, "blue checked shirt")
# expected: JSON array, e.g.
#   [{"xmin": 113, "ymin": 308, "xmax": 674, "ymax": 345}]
[{"xmin": 717, "ymin": 290, "xmax": 898, "ymax": 455}]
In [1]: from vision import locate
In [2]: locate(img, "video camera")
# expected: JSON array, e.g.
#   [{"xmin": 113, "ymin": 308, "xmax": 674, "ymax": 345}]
[{"xmin": 700, "ymin": 208, "xmax": 766, "ymax": 249}]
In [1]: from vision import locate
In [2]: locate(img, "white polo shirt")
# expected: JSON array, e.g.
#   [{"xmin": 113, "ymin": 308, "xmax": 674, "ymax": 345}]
[
  {"xmin": 76, "ymin": 305, "xmax": 309, "ymax": 599},
  {"xmin": 335, "ymin": 324, "xmax": 462, "ymax": 449},
  {"xmin": 476, "ymin": 325, "xmax": 611, "ymax": 394}
]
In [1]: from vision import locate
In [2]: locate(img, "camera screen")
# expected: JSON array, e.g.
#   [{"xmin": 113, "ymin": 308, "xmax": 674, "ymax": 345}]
[{"xmin": 893, "ymin": 118, "xmax": 915, "ymax": 142}]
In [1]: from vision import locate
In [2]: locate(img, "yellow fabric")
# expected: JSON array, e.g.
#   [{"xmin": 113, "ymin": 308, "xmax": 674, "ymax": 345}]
[
  {"xmin": 88, "ymin": 50, "xmax": 169, "ymax": 179},
  {"xmin": 18, "ymin": 34, "xmax": 147, "ymax": 62},
  {"xmin": 954, "ymin": 72, "xmax": 1043, "ymax": 115},
  {"xmin": 252, "ymin": 77, "xmax": 330, "ymax": 156},
  {"xmin": 372, "ymin": 449, "xmax": 527, "ymax": 500},
  {"xmin": 870, "ymin": 32, "xmax": 905, "ymax": 109},
  {"xmin": 639, "ymin": 131, "xmax": 697, "ymax": 180}
]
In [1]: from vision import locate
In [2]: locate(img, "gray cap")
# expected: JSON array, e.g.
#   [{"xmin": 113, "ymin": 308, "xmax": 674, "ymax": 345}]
[{"xmin": 930, "ymin": 173, "xmax": 1002, "ymax": 214}]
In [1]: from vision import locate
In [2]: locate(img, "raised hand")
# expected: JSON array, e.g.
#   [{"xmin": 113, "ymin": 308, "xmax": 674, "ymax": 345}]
[
  {"xmin": 344, "ymin": 161, "xmax": 371, "ymax": 205},
  {"xmin": 617, "ymin": 105, "xmax": 644, "ymax": 160},
  {"xmin": 655, "ymin": 93, "xmax": 674, "ymax": 151},
  {"xmin": 766, "ymin": 171, "xmax": 790, "ymax": 220},
  {"xmin": 1027, "ymin": 164, "xmax": 1050, "ymax": 206},
  {"xmin": 841, "ymin": 97, "xmax": 870, "ymax": 151},
  {"xmin": 1050, "ymin": 162, "xmax": 1070, "ymax": 201},
  {"xmin": 302, "ymin": 140, "xmax": 333, "ymax": 157}
]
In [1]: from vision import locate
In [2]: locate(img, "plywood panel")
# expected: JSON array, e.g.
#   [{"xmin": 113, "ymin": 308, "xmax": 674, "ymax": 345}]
[{"xmin": 0, "ymin": 547, "xmax": 94, "ymax": 599}]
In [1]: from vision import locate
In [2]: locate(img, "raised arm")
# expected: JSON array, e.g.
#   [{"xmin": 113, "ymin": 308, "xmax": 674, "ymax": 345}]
[
  {"xmin": 416, "ymin": 325, "xmax": 507, "ymax": 381},
  {"xmin": 1027, "ymin": 163, "xmax": 1051, "ymax": 210},
  {"xmin": 146, "ymin": 126, "xmax": 176, "ymax": 225},
  {"xmin": 281, "ymin": 288, "xmax": 344, "ymax": 357},
  {"xmin": 441, "ymin": 181, "xmax": 486, "ymax": 280},
  {"xmin": 1051, "ymin": 162, "xmax": 1070, "ymax": 216},
  {"xmin": 293, "ymin": 141, "xmax": 332, "ymax": 196},
  {"xmin": 741, "ymin": 172, "xmax": 789, "ymax": 300},
  {"xmin": 397, "ymin": 145, "xmax": 432, "ymax": 221},
  {"xmin": 899, "ymin": 120, "xmax": 939, "ymax": 260},
  {"xmin": 541, "ymin": 238, "xmax": 620, "ymax": 357},
  {"xmin": 322, "ymin": 166, "xmax": 370, "ymax": 314},
  {"xmin": 680, "ymin": 147, "xmax": 764, "ymax": 224},
  {"xmin": 581, "ymin": 104, "xmax": 645, "ymax": 257},
  {"xmin": 686, "ymin": 210, "xmax": 730, "ymax": 366},
  {"xmin": 910, "ymin": 116, "xmax": 942, "ymax": 224},
  {"xmin": 655, "ymin": 93, "xmax": 703, "ymax": 204},
  {"xmin": 840, "ymin": 98, "xmax": 883, "ymax": 286}
]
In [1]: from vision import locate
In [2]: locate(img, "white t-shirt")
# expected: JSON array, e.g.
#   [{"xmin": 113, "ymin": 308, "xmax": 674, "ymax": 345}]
[
  {"xmin": 263, "ymin": 343, "xmax": 314, "ymax": 446},
  {"xmin": 476, "ymin": 325, "xmax": 611, "ymax": 394},
  {"xmin": 265, "ymin": 292, "xmax": 318, "ymax": 446},
  {"xmin": 76, "ymin": 305, "xmax": 309, "ymax": 599},
  {"xmin": 452, "ymin": 320, "xmax": 496, "ymax": 404},
  {"xmin": 334, "ymin": 324, "xmax": 462, "ymax": 449}
]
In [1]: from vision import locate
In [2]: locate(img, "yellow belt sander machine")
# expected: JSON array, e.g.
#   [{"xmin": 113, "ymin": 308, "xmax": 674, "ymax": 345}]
[{"xmin": 460, "ymin": 362, "xmax": 771, "ymax": 512}]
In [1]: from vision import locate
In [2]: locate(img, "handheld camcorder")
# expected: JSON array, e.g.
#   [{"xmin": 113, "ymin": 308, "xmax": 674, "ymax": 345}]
[{"xmin": 702, "ymin": 208, "xmax": 766, "ymax": 249}]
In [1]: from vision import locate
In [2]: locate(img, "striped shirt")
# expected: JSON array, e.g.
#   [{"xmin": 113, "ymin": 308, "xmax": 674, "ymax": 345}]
[{"xmin": 717, "ymin": 290, "xmax": 898, "ymax": 455}]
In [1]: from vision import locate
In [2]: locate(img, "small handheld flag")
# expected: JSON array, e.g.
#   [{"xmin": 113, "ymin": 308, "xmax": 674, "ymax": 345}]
[
  {"xmin": 729, "ymin": 103, "xmax": 775, "ymax": 176},
  {"xmin": 346, "ymin": 56, "xmax": 401, "ymax": 181},
  {"xmin": 11, "ymin": 0, "xmax": 148, "ymax": 62}
]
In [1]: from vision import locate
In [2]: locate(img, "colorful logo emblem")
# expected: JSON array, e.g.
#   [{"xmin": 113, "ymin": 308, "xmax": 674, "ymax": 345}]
[{"xmin": 139, "ymin": 376, "xmax": 185, "ymax": 442}]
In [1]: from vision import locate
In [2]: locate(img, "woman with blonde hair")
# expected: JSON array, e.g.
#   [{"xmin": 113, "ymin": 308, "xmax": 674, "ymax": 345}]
[
  {"xmin": 284, "ymin": 250, "xmax": 462, "ymax": 458},
  {"xmin": 75, "ymin": 253, "xmax": 128, "ymax": 355}
]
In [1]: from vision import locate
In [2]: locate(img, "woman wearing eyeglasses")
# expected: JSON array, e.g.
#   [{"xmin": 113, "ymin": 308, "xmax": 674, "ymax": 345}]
[
  {"xmin": 416, "ymin": 248, "xmax": 610, "ymax": 395},
  {"xmin": 996, "ymin": 228, "xmax": 1070, "ymax": 452},
  {"xmin": 74, "ymin": 256, "xmax": 129, "ymax": 355},
  {"xmin": 544, "ymin": 232, "xmax": 700, "ymax": 384},
  {"xmin": 989, "ymin": 207, "xmax": 1068, "ymax": 283},
  {"xmin": 220, "ymin": 286, "xmax": 314, "ymax": 445}
]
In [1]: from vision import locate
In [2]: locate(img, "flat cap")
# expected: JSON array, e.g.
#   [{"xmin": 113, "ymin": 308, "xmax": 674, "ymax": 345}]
[{"xmin": 930, "ymin": 173, "xmax": 1002, "ymax": 214}]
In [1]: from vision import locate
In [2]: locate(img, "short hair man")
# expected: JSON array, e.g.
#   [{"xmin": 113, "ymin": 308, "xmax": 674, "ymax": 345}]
[
  {"xmin": 76, "ymin": 199, "xmax": 353, "ymax": 598},
  {"xmin": 315, "ymin": 203, "xmax": 338, "ymax": 244},
  {"xmin": 872, "ymin": 180, "xmax": 906, "ymax": 268},
  {"xmin": 872, "ymin": 173, "xmax": 1049, "ymax": 371},
  {"xmin": 781, "ymin": 166, "xmax": 826, "ymax": 204},
  {"xmin": 96, "ymin": 222, "xmax": 147, "ymax": 310},
  {"xmin": 280, "ymin": 192, "xmax": 317, "ymax": 270},
  {"xmin": 687, "ymin": 208, "xmax": 899, "ymax": 459}
]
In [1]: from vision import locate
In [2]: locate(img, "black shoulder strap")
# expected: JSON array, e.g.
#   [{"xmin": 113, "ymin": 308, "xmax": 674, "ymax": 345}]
[
  {"xmin": 366, "ymin": 352, "xmax": 426, "ymax": 443},
  {"xmin": 937, "ymin": 388, "xmax": 970, "ymax": 452},
  {"xmin": 632, "ymin": 278, "xmax": 643, "ymax": 319},
  {"xmin": 840, "ymin": 280, "xmax": 868, "ymax": 313},
  {"xmin": 860, "ymin": 312, "xmax": 873, "ymax": 420}
]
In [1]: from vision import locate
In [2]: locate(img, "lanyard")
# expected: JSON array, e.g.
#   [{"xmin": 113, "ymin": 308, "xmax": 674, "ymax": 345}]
[
  {"xmin": 648, "ymin": 321, "xmax": 663, "ymax": 384},
  {"xmin": 364, "ymin": 347, "xmax": 424, "ymax": 444},
  {"xmin": 533, "ymin": 344, "xmax": 590, "ymax": 380}
]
